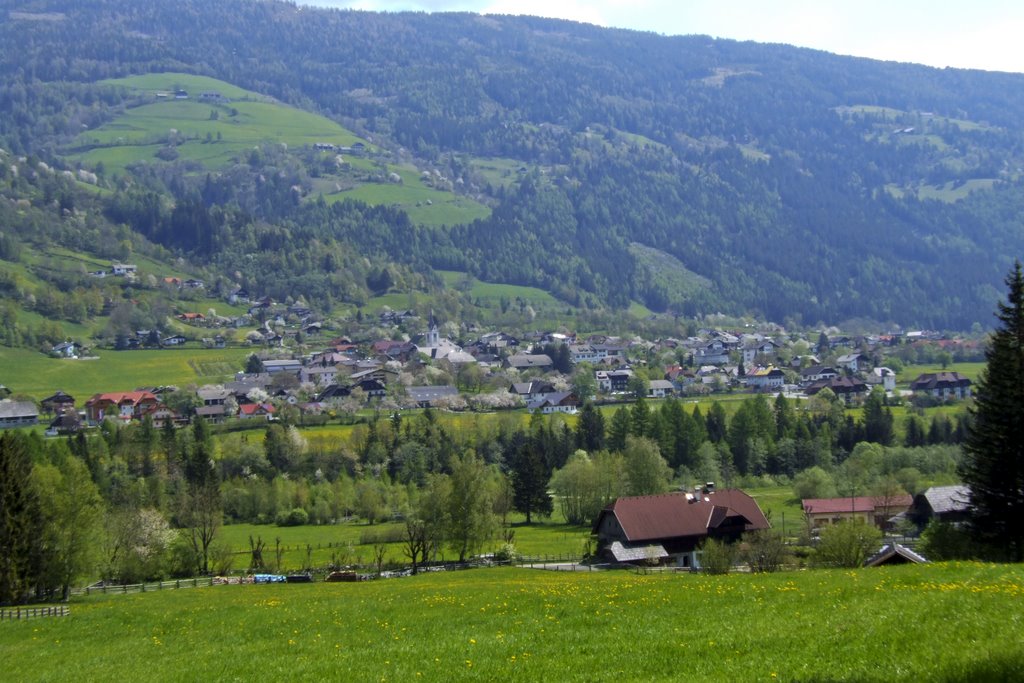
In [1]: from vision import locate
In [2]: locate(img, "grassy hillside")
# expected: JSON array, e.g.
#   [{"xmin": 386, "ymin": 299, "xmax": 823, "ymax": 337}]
[
  {"xmin": 66, "ymin": 72, "xmax": 491, "ymax": 226},
  {"xmin": 3, "ymin": 564, "xmax": 1021, "ymax": 681}
]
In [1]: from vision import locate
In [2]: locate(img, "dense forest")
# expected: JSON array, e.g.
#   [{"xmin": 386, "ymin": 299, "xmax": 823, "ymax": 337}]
[{"xmin": 3, "ymin": 0, "xmax": 1024, "ymax": 327}]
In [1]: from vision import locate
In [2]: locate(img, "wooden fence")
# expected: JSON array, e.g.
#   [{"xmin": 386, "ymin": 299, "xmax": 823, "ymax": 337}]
[
  {"xmin": 71, "ymin": 576, "xmax": 214, "ymax": 597},
  {"xmin": 0, "ymin": 605, "xmax": 69, "ymax": 621}
]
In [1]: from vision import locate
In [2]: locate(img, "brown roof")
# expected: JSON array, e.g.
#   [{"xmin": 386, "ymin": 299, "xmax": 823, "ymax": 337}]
[
  {"xmin": 598, "ymin": 489, "xmax": 769, "ymax": 542},
  {"xmin": 803, "ymin": 495, "xmax": 913, "ymax": 515}
]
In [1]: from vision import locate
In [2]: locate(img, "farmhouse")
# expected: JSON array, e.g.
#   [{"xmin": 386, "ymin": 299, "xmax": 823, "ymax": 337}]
[
  {"xmin": 593, "ymin": 488, "xmax": 770, "ymax": 569},
  {"xmin": 907, "ymin": 485, "xmax": 971, "ymax": 528},
  {"xmin": 0, "ymin": 400, "xmax": 39, "ymax": 429},
  {"xmin": 527, "ymin": 391, "xmax": 579, "ymax": 414},
  {"xmin": 910, "ymin": 372, "xmax": 972, "ymax": 400},
  {"xmin": 84, "ymin": 391, "xmax": 159, "ymax": 423}
]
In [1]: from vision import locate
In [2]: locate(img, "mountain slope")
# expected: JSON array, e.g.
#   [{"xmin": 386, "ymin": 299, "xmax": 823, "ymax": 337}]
[{"xmin": 3, "ymin": 0, "xmax": 1024, "ymax": 327}]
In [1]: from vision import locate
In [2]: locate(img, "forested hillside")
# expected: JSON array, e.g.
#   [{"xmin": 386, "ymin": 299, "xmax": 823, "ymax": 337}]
[{"xmin": 3, "ymin": 0, "xmax": 1024, "ymax": 328}]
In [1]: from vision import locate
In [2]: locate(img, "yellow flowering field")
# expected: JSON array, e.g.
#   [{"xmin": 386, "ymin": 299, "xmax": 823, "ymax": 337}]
[{"xmin": 3, "ymin": 563, "xmax": 1022, "ymax": 681}]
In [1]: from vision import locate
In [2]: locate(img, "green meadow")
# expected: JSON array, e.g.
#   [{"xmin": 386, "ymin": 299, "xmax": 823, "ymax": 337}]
[
  {"xmin": 66, "ymin": 72, "xmax": 491, "ymax": 226},
  {"xmin": 3, "ymin": 563, "xmax": 1021, "ymax": 681},
  {"xmin": 0, "ymin": 346, "xmax": 251, "ymax": 398},
  {"xmin": 217, "ymin": 515, "xmax": 592, "ymax": 571}
]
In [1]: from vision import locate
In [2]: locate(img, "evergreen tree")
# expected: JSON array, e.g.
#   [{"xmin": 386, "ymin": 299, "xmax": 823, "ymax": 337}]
[
  {"xmin": 0, "ymin": 433, "xmax": 41, "ymax": 604},
  {"xmin": 575, "ymin": 402, "xmax": 605, "ymax": 453},
  {"xmin": 607, "ymin": 407, "xmax": 631, "ymax": 452},
  {"xmin": 509, "ymin": 440, "xmax": 553, "ymax": 524},
  {"xmin": 960, "ymin": 261, "xmax": 1024, "ymax": 561}
]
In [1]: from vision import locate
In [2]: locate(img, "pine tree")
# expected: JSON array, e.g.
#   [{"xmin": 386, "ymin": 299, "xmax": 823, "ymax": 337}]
[
  {"xmin": 960, "ymin": 261, "xmax": 1024, "ymax": 561},
  {"xmin": 0, "ymin": 433, "xmax": 41, "ymax": 604}
]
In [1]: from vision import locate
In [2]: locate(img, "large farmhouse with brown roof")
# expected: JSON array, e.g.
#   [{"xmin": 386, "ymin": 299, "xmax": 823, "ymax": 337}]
[
  {"xmin": 909, "ymin": 372, "xmax": 972, "ymax": 400},
  {"xmin": 593, "ymin": 488, "xmax": 770, "ymax": 569}
]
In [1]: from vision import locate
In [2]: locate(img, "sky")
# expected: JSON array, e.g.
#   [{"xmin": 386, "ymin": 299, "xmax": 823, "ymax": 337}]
[{"xmin": 298, "ymin": 0, "xmax": 1024, "ymax": 74}]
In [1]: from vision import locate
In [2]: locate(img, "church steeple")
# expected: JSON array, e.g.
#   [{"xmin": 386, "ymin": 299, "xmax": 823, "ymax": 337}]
[{"xmin": 427, "ymin": 310, "xmax": 440, "ymax": 347}]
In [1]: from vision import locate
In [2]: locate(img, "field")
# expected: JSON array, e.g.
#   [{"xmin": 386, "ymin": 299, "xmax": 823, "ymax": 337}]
[
  {"xmin": 0, "ymin": 346, "xmax": 252, "ymax": 398},
  {"xmin": 65, "ymin": 73, "xmax": 490, "ymax": 227},
  {"xmin": 3, "ymin": 563, "xmax": 1022, "ymax": 681},
  {"xmin": 217, "ymin": 515, "xmax": 592, "ymax": 571}
]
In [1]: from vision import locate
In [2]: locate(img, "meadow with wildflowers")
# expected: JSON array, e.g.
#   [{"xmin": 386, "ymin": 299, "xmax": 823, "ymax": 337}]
[{"xmin": 3, "ymin": 563, "xmax": 1022, "ymax": 681}]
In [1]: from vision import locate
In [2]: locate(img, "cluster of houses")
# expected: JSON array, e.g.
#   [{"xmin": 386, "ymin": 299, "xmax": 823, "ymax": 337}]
[
  {"xmin": 589, "ymin": 482, "xmax": 970, "ymax": 570},
  {"xmin": 25, "ymin": 315, "xmax": 980, "ymax": 438}
]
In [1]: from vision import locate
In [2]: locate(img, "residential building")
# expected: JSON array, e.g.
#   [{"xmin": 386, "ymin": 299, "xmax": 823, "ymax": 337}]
[
  {"xmin": 593, "ymin": 488, "xmax": 770, "ymax": 569},
  {"xmin": 909, "ymin": 372, "xmax": 972, "ymax": 400}
]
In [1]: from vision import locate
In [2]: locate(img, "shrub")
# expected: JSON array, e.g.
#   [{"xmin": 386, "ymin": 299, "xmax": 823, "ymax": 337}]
[
  {"xmin": 918, "ymin": 520, "xmax": 977, "ymax": 561},
  {"xmin": 699, "ymin": 538, "xmax": 736, "ymax": 574},
  {"xmin": 275, "ymin": 507, "xmax": 309, "ymax": 527},
  {"xmin": 814, "ymin": 519, "xmax": 882, "ymax": 568},
  {"xmin": 742, "ymin": 529, "xmax": 788, "ymax": 573}
]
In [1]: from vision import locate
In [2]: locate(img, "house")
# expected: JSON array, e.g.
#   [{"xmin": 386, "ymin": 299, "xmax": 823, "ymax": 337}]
[
  {"xmin": 741, "ymin": 340, "xmax": 778, "ymax": 366},
  {"xmin": 45, "ymin": 409, "xmax": 83, "ymax": 436},
  {"xmin": 647, "ymin": 379, "xmax": 675, "ymax": 398},
  {"xmin": 111, "ymin": 263, "xmax": 137, "ymax": 276},
  {"xmin": 51, "ymin": 341, "xmax": 78, "ymax": 358},
  {"xmin": 694, "ymin": 339, "xmax": 730, "ymax": 366},
  {"xmin": 40, "ymin": 391, "xmax": 75, "ymax": 414},
  {"xmin": 867, "ymin": 367, "xmax": 897, "ymax": 393},
  {"xmin": 910, "ymin": 372, "xmax": 972, "ymax": 400},
  {"xmin": 162, "ymin": 334, "xmax": 188, "ymax": 347},
  {"xmin": 593, "ymin": 488, "xmax": 770, "ymax": 569},
  {"xmin": 864, "ymin": 544, "xmax": 929, "ymax": 567},
  {"xmin": 527, "ymin": 391, "xmax": 579, "ymax": 415},
  {"xmin": 239, "ymin": 403, "xmax": 276, "ymax": 420},
  {"xmin": 300, "ymin": 365, "xmax": 339, "ymax": 387},
  {"xmin": 0, "ymin": 400, "xmax": 39, "ymax": 429},
  {"xmin": 802, "ymin": 495, "xmax": 913, "ymax": 530},
  {"xmin": 744, "ymin": 367, "xmax": 786, "ymax": 391},
  {"xmin": 197, "ymin": 387, "xmax": 230, "ymax": 406},
  {"xmin": 509, "ymin": 381, "xmax": 557, "ymax": 402},
  {"xmin": 504, "ymin": 354, "xmax": 554, "ymax": 371},
  {"xmin": 805, "ymin": 376, "xmax": 867, "ymax": 403},
  {"xmin": 836, "ymin": 353, "xmax": 869, "ymax": 373},
  {"xmin": 184, "ymin": 278, "xmax": 205, "ymax": 290},
  {"xmin": 84, "ymin": 391, "xmax": 159, "ymax": 423},
  {"xmin": 907, "ymin": 485, "xmax": 971, "ymax": 528},
  {"xmin": 177, "ymin": 312, "xmax": 205, "ymax": 324},
  {"xmin": 596, "ymin": 369, "xmax": 633, "ymax": 393},
  {"xmin": 407, "ymin": 385, "xmax": 459, "ymax": 408},
  {"xmin": 202, "ymin": 336, "xmax": 227, "ymax": 349},
  {"xmin": 800, "ymin": 365, "xmax": 838, "ymax": 384}
]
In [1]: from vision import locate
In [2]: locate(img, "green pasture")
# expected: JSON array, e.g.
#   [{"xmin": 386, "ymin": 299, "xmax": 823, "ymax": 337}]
[
  {"xmin": 70, "ymin": 74, "xmax": 365, "ymax": 174},
  {"xmin": 325, "ymin": 172, "xmax": 490, "ymax": 227},
  {"xmin": 4, "ymin": 563, "xmax": 1022, "ymax": 681},
  {"xmin": 216, "ymin": 513, "xmax": 591, "ymax": 571},
  {"xmin": 100, "ymin": 73, "xmax": 265, "ymax": 100},
  {"xmin": 0, "ymin": 346, "xmax": 251, "ymax": 399},
  {"xmin": 437, "ymin": 271, "xmax": 566, "ymax": 311},
  {"xmin": 916, "ymin": 179, "xmax": 998, "ymax": 202}
]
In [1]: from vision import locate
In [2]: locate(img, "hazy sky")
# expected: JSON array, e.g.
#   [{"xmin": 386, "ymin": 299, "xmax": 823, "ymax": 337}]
[{"xmin": 298, "ymin": 0, "xmax": 1024, "ymax": 73}]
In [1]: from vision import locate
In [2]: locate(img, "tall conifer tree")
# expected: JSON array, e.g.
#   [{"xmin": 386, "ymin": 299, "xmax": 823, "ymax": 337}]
[{"xmin": 960, "ymin": 261, "xmax": 1024, "ymax": 561}]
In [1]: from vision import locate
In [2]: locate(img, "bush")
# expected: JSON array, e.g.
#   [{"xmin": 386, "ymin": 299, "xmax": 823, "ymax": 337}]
[
  {"xmin": 792, "ymin": 466, "xmax": 837, "ymax": 500},
  {"xmin": 742, "ymin": 530, "xmax": 788, "ymax": 573},
  {"xmin": 275, "ymin": 507, "xmax": 309, "ymax": 527},
  {"xmin": 918, "ymin": 520, "xmax": 977, "ymax": 561},
  {"xmin": 814, "ymin": 520, "xmax": 882, "ymax": 568},
  {"xmin": 699, "ymin": 538, "xmax": 736, "ymax": 574}
]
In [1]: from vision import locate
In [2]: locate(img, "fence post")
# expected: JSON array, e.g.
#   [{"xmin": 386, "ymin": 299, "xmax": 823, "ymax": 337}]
[
  {"xmin": 176, "ymin": 579, "xmax": 181, "ymax": 589},
  {"xmin": 193, "ymin": 578, "xmax": 197, "ymax": 588}
]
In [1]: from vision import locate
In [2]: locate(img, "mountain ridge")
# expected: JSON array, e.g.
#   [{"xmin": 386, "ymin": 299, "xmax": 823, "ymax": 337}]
[{"xmin": 3, "ymin": 0, "xmax": 1024, "ymax": 328}]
